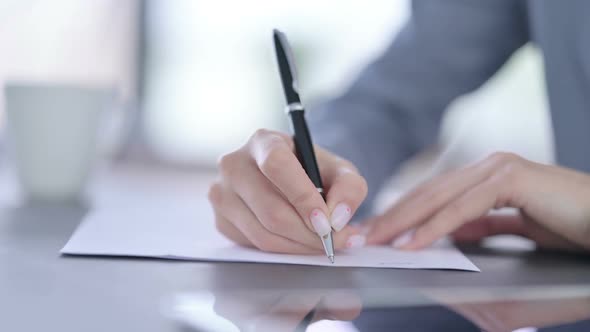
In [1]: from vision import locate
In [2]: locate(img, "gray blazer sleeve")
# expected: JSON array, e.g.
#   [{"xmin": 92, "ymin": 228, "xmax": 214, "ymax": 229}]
[{"xmin": 307, "ymin": 0, "xmax": 529, "ymax": 217}]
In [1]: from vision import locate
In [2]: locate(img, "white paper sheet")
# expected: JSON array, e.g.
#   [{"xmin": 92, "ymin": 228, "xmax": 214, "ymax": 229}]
[{"xmin": 61, "ymin": 205, "xmax": 479, "ymax": 271}]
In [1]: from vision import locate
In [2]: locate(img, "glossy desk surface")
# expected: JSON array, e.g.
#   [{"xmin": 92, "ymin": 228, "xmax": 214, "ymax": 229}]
[{"xmin": 1, "ymin": 164, "xmax": 589, "ymax": 331}]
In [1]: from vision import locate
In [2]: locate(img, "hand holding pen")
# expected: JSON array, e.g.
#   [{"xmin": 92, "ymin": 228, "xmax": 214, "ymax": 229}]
[
  {"xmin": 208, "ymin": 32, "xmax": 368, "ymax": 256},
  {"xmin": 209, "ymin": 129, "xmax": 368, "ymax": 255}
]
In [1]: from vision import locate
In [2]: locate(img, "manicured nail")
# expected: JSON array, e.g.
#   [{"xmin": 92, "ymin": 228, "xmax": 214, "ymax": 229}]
[
  {"xmin": 330, "ymin": 203, "xmax": 352, "ymax": 231},
  {"xmin": 346, "ymin": 235, "xmax": 366, "ymax": 249},
  {"xmin": 310, "ymin": 209, "xmax": 331, "ymax": 236},
  {"xmin": 392, "ymin": 230, "xmax": 414, "ymax": 249}
]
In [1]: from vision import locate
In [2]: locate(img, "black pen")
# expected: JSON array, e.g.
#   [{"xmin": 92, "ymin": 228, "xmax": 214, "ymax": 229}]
[{"xmin": 272, "ymin": 29, "xmax": 335, "ymax": 263}]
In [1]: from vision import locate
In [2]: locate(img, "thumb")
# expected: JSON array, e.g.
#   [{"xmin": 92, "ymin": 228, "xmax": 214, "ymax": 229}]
[
  {"xmin": 451, "ymin": 215, "xmax": 527, "ymax": 243},
  {"xmin": 317, "ymin": 150, "xmax": 368, "ymax": 232},
  {"xmin": 451, "ymin": 214, "xmax": 582, "ymax": 252}
]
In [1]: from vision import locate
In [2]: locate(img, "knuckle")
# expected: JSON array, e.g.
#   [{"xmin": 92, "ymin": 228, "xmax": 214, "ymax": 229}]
[
  {"xmin": 487, "ymin": 151, "xmax": 522, "ymax": 167},
  {"xmin": 339, "ymin": 171, "xmax": 369, "ymax": 201},
  {"xmin": 484, "ymin": 153, "xmax": 529, "ymax": 208},
  {"xmin": 250, "ymin": 129, "xmax": 288, "ymax": 150},
  {"xmin": 251, "ymin": 128, "xmax": 274, "ymax": 142},
  {"xmin": 207, "ymin": 182, "xmax": 223, "ymax": 206},
  {"xmin": 250, "ymin": 129, "xmax": 291, "ymax": 161},
  {"xmin": 217, "ymin": 152, "xmax": 241, "ymax": 178},
  {"xmin": 485, "ymin": 152, "xmax": 527, "ymax": 183},
  {"xmin": 497, "ymin": 157, "xmax": 526, "ymax": 184},
  {"xmin": 357, "ymin": 175, "xmax": 369, "ymax": 198}
]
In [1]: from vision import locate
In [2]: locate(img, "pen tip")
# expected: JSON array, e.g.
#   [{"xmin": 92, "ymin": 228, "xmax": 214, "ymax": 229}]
[{"xmin": 329, "ymin": 255, "xmax": 335, "ymax": 264}]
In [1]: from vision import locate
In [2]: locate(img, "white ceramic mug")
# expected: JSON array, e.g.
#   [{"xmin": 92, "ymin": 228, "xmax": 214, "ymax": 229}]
[{"xmin": 4, "ymin": 83, "xmax": 112, "ymax": 201}]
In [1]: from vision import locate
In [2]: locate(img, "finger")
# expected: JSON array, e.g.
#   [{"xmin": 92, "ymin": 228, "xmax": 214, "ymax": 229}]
[
  {"xmin": 451, "ymin": 215, "xmax": 527, "ymax": 243},
  {"xmin": 453, "ymin": 213, "xmax": 583, "ymax": 253},
  {"xmin": 209, "ymin": 182, "xmax": 252, "ymax": 246},
  {"xmin": 401, "ymin": 173, "xmax": 508, "ymax": 250},
  {"xmin": 213, "ymin": 290, "xmax": 282, "ymax": 326},
  {"xmin": 248, "ymin": 129, "xmax": 331, "ymax": 237},
  {"xmin": 320, "ymin": 156, "xmax": 368, "ymax": 232},
  {"xmin": 316, "ymin": 291, "xmax": 362, "ymax": 321},
  {"xmin": 384, "ymin": 166, "xmax": 467, "ymax": 215},
  {"xmin": 251, "ymin": 291, "xmax": 362, "ymax": 331},
  {"xmin": 366, "ymin": 166, "xmax": 485, "ymax": 245},
  {"xmin": 250, "ymin": 291, "xmax": 323, "ymax": 332},
  {"xmin": 209, "ymin": 182, "xmax": 318, "ymax": 254},
  {"xmin": 225, "ymin": 158, "xmax": 325, "ymax": 250},
  {"xmin": 213, "ymin": 208, "xmax": 253, "ymax": 247},
  {"xmin": 366, "ymin": 153, "xmax": 510, "ymax": 245},
  {"xmin": 517, "ymin": 212, "xmax": 586, "ymax": 252},
  {"xmin": 220, "ymin": 158, "xmax": 358, "ymax": 250}
]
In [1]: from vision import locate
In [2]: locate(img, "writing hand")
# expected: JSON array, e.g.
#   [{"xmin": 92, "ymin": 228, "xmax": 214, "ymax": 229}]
[{"xmin": 209, "ymin": 129, "xmax": 368, "ymax": 253}]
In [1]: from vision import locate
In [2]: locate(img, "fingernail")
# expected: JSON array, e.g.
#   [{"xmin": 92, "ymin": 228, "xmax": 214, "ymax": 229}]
[
  {"xmin": 310, "ymin": 209, "xmax": 331, "ymax": 236},
  {"xmin": 346, "ymin": 235, "xmax": 366, "ymax": 249},
  {"xmin": 330, "ymin": 203, "xmax": 352, "ymax": 231},
  {"xmin": 392, "ymin": 230, "xmax": 414, "ymax": 249}
]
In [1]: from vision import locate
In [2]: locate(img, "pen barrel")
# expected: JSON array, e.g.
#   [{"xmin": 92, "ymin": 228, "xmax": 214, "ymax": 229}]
[{"xmin": 288, "ymin": 111, "xmax": 324, "ymax": 195}]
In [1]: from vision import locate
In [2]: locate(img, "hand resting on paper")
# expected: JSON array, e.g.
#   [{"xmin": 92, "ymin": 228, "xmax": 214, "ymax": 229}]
[
  {"xmin": 208, "ymin": 129, "xmax": 368, "ymax": 254},
  {"xmin": 366, "ymin": 152, "xmax": 590, "ymax": 252}
]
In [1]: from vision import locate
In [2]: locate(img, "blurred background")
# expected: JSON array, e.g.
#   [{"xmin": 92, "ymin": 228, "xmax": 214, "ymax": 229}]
[{"xmin": 0, "ymin": 0, "xmax": 554, "ymax": 197}]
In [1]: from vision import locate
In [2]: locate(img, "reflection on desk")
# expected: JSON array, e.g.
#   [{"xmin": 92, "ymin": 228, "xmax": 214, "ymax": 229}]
[
  {"xmin": 2, "ymin": 163, "xmax": 590, "ymax": 332},
  {"xmin": 168, "ymin": 285, "xmax": 590, "ymax": 332}
]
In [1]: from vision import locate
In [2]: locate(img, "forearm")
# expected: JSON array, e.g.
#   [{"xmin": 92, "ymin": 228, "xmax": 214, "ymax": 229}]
[
  {"xmin": 308, "ymin": 93, "xmax": 438, "ymax": 219},
  {"xmin": 308, "ymin": 0, "xmax": 528, "ymax": 218}
]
